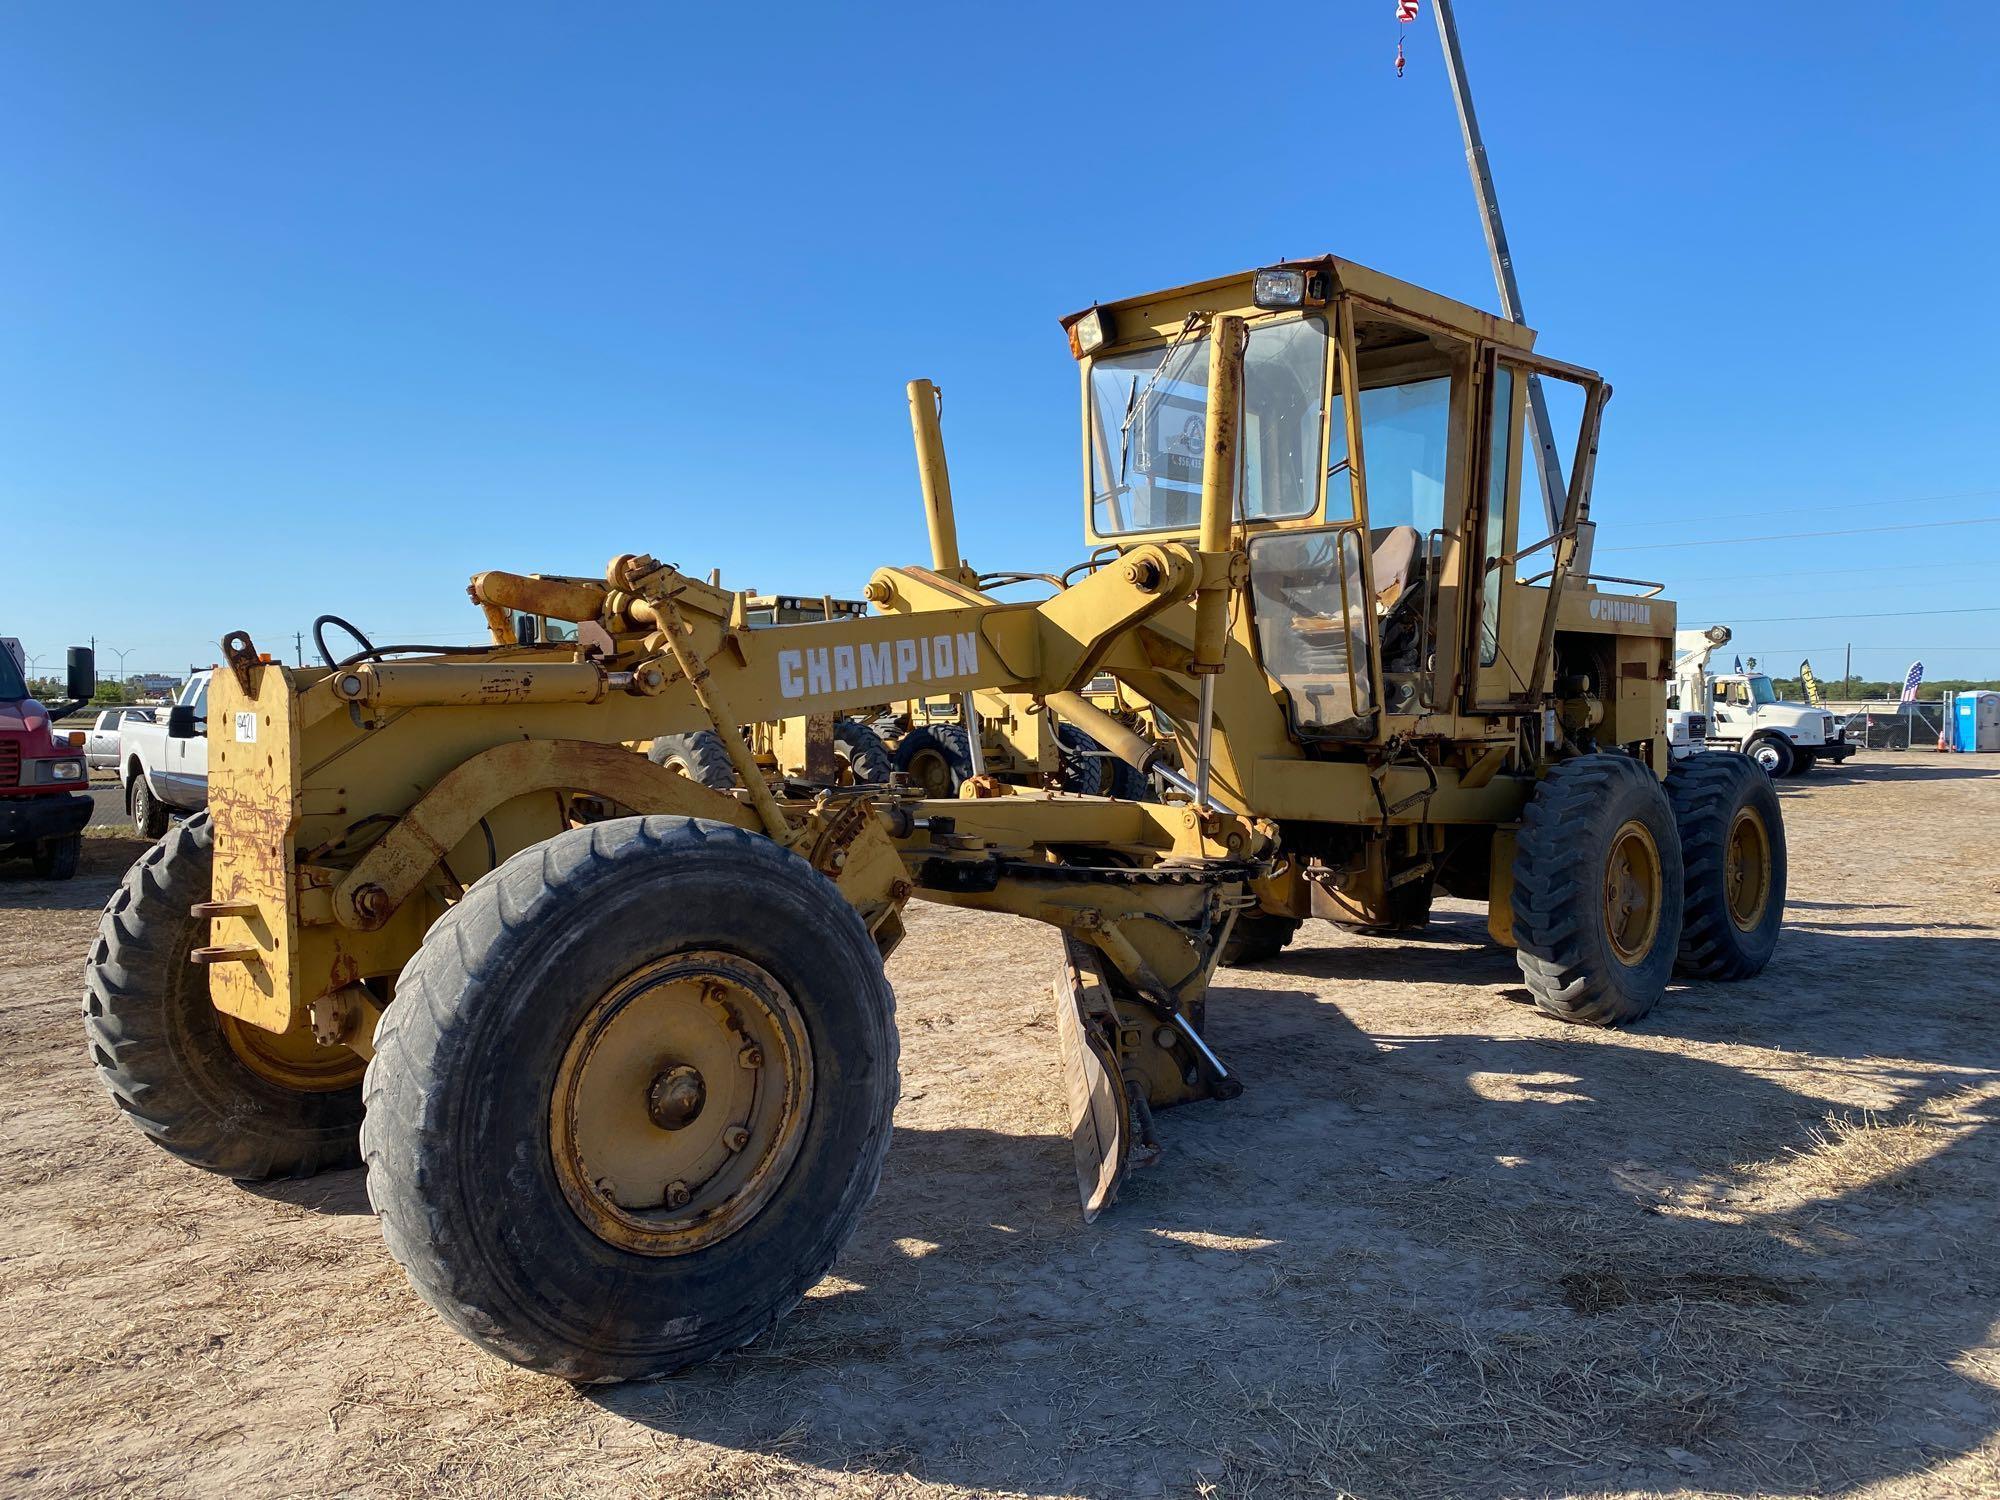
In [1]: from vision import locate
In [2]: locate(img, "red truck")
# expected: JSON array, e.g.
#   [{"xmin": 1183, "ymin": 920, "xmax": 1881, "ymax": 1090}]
[{"xmin": 1, "ymin": 643, "xmax": 96, "ymax": 879}]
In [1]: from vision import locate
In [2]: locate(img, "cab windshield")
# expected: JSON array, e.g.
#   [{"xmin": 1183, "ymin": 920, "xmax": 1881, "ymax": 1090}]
[
  {"xmin": 1747, "ymin": 675, "xmax": 1778, "ymax": 706},
  {"xmin": 0, "ymin": 651, "xmax": 26, "ymax": 702},
  {"xmin": 1089, "ymin": 316, "xmax": 1326, "ymax": 536}
]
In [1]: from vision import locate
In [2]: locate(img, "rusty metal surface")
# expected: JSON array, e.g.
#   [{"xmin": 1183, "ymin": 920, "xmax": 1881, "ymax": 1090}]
[
  {"xmin": 205, "ymin": 653, "xmax": 303, "ymax": 1033},
  {"xmin": 334, "ymin": 738, "xmax": 760, "ymax": 930}
]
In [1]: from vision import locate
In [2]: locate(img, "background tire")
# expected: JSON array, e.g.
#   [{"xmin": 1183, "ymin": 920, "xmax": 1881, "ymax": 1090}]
[
  {"xmin": 648, "ymin": 730, "xmax": 738, "ymax": 789},
  {"xmin": 1053, "ymin": 723, "xmax": 1106, "ymax": 796},
  {"xmin": 832, "ymin": 719, "xmax": 893, "ymax": 785},
  {"xmin": 1668, "ymin": 753, "xmax": 1786, "ymax": 980},
  {"xmin": 894, "ymin": 725, "xmax": 973, "ymax": 797},
  {"xmin": 34, "ymin": 833, "xmax": 82, "ymax": 880},
  {"xmin": 83, "ymin": 814, "xmax": 365, "ymax": 1178},
  {"xmin": 1107, "ymin": 758, "xmax": 1153, "ymax": 801},
  {"xmin": 1513, "ymin": 754, "xmax": 1685, "ymax": 1027},
  {"xmin": 363, "ymin": 817, "xmax": 900, "ymax": 1382},
  {"xmin": 1745, "ymin": 735, "xmax": 1792, "ymax": 778},
  {"xmin": 131, "ymin": 776, "xmax": 170, "ymax": 839},
  {"xmin": 1220, "ymin": 911, "xmax": 1302, "ymax": 967}
]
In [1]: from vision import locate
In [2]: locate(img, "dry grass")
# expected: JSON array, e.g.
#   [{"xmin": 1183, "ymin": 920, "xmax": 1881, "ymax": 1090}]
[{"xmin": 3, "ymin": 762, "xmax": 2000, "ymax": 1498}]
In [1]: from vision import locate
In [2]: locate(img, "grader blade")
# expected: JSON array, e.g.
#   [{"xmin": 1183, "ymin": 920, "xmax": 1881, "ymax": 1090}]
[{"xmin": 1054, "ymin": 936, "xmax": 1158, "ymax": 1219}]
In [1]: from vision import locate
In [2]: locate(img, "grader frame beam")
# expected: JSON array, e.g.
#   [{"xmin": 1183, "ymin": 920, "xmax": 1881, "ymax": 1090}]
[{"xmin": 204, "ymin": 330, "xmax": 1263, "ymax": 1054}]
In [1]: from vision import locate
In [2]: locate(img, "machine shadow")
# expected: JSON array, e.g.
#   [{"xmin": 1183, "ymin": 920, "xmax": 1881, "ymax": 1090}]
[
  {"xmin": 586, "ymin": 976, "xmax": 2000, "ymax": 1499},
  {"xmin": 0, "ymin": 837, "xmax": 147, "ymax": 913}
]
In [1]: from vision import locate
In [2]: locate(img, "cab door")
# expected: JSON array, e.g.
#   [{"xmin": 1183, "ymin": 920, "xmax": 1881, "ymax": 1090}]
[{"xmin": 1463, "ymin": 351, "xmax": 1528, "ymax": 708}]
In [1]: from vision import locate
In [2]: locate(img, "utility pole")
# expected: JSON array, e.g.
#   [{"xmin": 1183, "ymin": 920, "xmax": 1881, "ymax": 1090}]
[
  {"xmin": 1431, "ymin": 0, "xmax": 1568, "ymax": 539},
  {"xmin": 294, "ymin": 630, "xmax": 305, "ymax": 667},
  {"xmin": 1844, "ymin": 643, "xmax": 1852, "ymax": 696}
]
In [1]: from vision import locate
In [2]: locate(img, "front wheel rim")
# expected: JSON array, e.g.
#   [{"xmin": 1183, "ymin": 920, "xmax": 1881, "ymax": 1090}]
[
  {"xmin": 550, "ymin": 951, "xmax": 813, "ymax": 1257},
  {"xmin": 1602, "ymin": 819, "xmax": 1664, "ymax": 966}
]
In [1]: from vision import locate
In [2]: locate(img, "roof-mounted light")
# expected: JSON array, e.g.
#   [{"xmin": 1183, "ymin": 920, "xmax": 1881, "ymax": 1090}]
[
  {"xmin": 1067, "ymin": 306, "xmax": 1113, "ymax": 359},
  {"xmin": 1252, "ymin": 267, "xmax": 1308, "ymax": 309}
]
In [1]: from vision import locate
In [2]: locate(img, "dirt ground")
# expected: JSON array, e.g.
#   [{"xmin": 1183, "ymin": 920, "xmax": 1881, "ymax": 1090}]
[{"xmin": 3, "ymin": 759, "xmax": 1998, "ymax": 1499}]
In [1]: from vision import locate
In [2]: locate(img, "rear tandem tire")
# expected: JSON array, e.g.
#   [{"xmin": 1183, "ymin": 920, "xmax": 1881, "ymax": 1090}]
[
  {"xmin": 648, "ymin": 730, "xmax": 738, "ymax": 789},
  {"xmin": 1512, "ymin": 754, "xmax": 1685, "ymax": 1027},
  {"xmin": 1667, "ymin": 753, "xmax": 1786, "ymax": 980},
  {"xmin": 362, "ymin": 817, "xmax": 901, "ymax": 1382},
  {"xmin": 83, "ymin": 814, "xmax": 366, "ymax": 1178},
  {"xmin": 1220, "ymin": 911, "xmax": 1302, "ymax": 967}
]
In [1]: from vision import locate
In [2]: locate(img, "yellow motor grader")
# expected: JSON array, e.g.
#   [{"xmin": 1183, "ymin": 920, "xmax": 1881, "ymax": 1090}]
[{"xmin": 84, "ymin": 254, "xmax": 1785, "ymax": 1382}]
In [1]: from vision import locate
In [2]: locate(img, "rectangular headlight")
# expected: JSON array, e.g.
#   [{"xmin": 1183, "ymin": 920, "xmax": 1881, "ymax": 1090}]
[
  {"xmin": 33, "ymin": 756, "xmax": 85, "ymax": 783},
  {"xmin": 1252, "ymin": 267, "xmax": 1307, "ymax": 309},
  {"xmin": 1067, "ymin": 307, "xmax": 1112, "ymax": 359}
]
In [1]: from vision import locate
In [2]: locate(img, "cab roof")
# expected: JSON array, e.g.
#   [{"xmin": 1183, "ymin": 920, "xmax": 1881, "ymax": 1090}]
[{"xmin": 1061, "ymin": 254, "xmax": 1539, "ymax": 353}]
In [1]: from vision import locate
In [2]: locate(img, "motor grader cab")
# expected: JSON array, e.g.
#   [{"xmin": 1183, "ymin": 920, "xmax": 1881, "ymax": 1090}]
[
  {"xmin": 1055, "ymin": 258, "xmax": 1723, "ymax": 953},
  {"xmin": 83, "ymin": 255, "xmax": 1786, "ymax": 1386}
]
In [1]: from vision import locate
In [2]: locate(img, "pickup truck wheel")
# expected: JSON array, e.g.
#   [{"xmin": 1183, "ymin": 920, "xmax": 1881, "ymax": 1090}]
[
  {"xmin": 33, "ymin": 834, "xmax": 82, "ymax": 880},
  {"xmin": 83, "ymin": 814, "xmax": 366, "ymax": 1178},
  {"xmin": 1744, "ymin": 735, "xmax": 1792, "ymax": 778},
  {"xmin": 1513, "ymin": 754, "xmax": 1685, "ymax": 1027},
  {"xmin": 130, "ymin": 776, "xmax": 170, "ymax": 840},
  {"xmin": 363, "ymin": 816, "xmax": 899, "ymax": 1381}
]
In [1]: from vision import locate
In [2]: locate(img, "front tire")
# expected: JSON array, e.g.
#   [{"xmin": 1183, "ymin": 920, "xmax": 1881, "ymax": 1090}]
[
  {"xmin": 131, "ymin": 776, "xmax": 170, "ymax": 839},
  {"xmin": 1745, "ymin": 735, "xmax": 1792, "ymax": 778},
  {"xmin": 363, "ymin": 817, "xmax": 900, "ymax": 1382},
  {"xmin": 83, "ymin": 814, "xmax": 366, "ymax": 1177},
  {"xmin": 1667, "ymin": 753, "xmax": 1786, "ymax": 980},
  {"xmin": 1513, "ymin": 755, "xmax": 1685, "ymax": 1027},
  {"xmin": 34, "ymin": 833, "xmax": 82, "ymax": 880}
]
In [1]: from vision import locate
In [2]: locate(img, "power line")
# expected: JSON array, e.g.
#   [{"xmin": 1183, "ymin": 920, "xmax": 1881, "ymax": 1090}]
[
  {"xmin": 1602, "ymin": 516, "xmax": 2000, "ymax": 553},
  {"xmin": 1726, "ymin": 606, "xmax": 2000, "ymax": 625},
  {"xmin": 1605, "ymin": 486, "xmax": 2000, "ymax": 531},
  {"xmin": 1668, "ymin": 557, "xmax": 2000, "ymax": 586}
]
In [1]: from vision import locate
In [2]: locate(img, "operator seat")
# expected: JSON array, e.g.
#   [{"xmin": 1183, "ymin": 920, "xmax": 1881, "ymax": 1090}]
[{"xmin": 1369, "ymin": 525, "xmax": 1421, "ymax": 610}]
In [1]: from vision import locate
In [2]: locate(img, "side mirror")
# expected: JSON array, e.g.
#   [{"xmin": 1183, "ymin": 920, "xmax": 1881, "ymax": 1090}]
[
  {"xmin": 167, "ymin": 704, "xmax": 200, "ymax": 739},
  {"xmin": 66, "ymin": 646, "xmax": 95, "ymax": 702}
]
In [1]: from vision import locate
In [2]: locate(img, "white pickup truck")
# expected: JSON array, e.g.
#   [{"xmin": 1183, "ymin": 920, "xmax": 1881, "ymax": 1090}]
[{"xmin": 119, "ymin": 670, "xmax": 210, "ymax": 837}]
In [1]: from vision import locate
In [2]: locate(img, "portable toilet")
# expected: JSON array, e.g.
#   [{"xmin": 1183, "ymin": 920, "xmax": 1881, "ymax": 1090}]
[{"xmin": 1953, "ymin": 690, "xmax": 2000, "ymax": 752}]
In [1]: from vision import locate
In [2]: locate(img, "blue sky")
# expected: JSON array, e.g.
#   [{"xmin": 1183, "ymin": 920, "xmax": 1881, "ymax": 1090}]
[{"xmin": 4, "ymin": 2, "xmax": 1996, "ymax": 684}]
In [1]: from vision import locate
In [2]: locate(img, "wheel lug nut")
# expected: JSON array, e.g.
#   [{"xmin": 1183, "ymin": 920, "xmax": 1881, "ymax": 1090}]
[
  {"xmin": 738, "ymin": 1046, "xmax": 762, "ymax": 1070},
  {"xmin": 722, "ymin": 1125, "xmax": 750, "ymax": 1153},
  {"xmin": 663, "ymin": 1180, "xmax": 691, "ymax": 1209}
]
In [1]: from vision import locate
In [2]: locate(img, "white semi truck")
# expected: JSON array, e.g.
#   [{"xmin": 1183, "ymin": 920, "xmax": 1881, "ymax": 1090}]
[{"xmin": 1669, "ymin": 625, "xmax": 1853, "ymax": 776}]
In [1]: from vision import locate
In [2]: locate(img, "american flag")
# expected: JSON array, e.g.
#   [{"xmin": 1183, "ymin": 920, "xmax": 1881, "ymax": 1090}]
[
  {"xmin": 1397, "ymin": 0, "xmax": 1421, "ymax": 19},
  {"xmin": 1898, "ymin": 660, "xmax": 1925, "ymax": 703}
]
